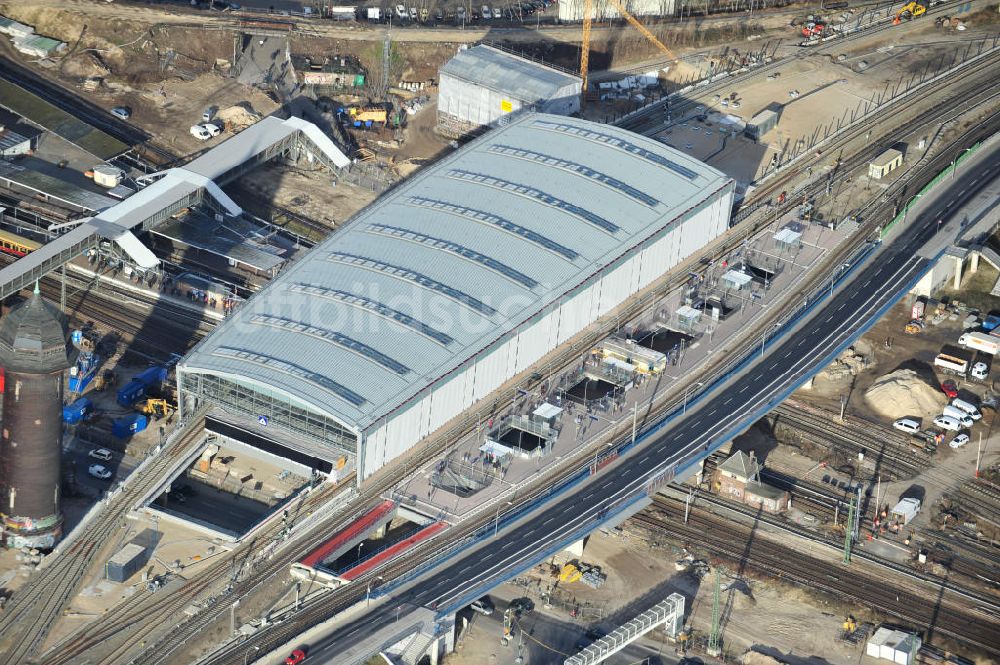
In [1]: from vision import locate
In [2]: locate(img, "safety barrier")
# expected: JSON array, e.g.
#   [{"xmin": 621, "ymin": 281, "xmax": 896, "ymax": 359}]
[{"xmin": 881, "ymin": 140, "xmax": 984, "ymax": 239}]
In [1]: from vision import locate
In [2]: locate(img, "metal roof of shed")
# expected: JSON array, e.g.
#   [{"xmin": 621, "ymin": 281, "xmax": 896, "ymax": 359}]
[
  {"xmin": 439, "ymin": 45, "xmax": 580, "ymax": 104},
  {"xmin": 181, "ymin": 113, "xmax": 731, "ymax": 435}
]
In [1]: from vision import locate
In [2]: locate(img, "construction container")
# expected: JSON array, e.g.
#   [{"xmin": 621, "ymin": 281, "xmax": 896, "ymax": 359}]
[
  {"xmin": 133, "ymin": 366, "xmax": 168, "ymax": 390},
  {"xmin": 890, "ymin": 498, "xmax": 920, "ymax": 525},
  {"xmin": 866, "ymin": 627, "xmax": 921, "ymax": 665},
  {"xmin": 744, "ymin": 109, "xmax": 779, "ymax": 141},
  {"xmin": 112, "ymin": 413, "xmax": 148, "ymax": 439},
  {"xmin": 116, "ymin": 380, "xmax": 146, "ymax": 407},
  {"xmin": 62, "ymin": 397, "xmax": 93, "ymax": 424},
  {"xmin": 92, "ymin": 165, "xmax": 124, "ymax": 188},
  {"xmin": 105, "ymin": 543, "xmax": 147, "ymax": 582},
  {"xmin": 868, "ymin": 149, "xmax": 903, "ymax": 180}
]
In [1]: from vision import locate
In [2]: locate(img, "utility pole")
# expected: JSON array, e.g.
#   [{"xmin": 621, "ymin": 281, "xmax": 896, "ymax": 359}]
[
  {"xmin": 631, "ymin": 404, "xmax": 638, "ymax": 444},
  {"xmin": 976, "ymin": 432, "xmax": 983, "ymax": 477},
  {"xmin": 707, "ymin": 568, "xmax": 721, "ymax": 656},
  {"xmin": 843, "ymin": 492, "xmax": 856, "ymax": 565}
]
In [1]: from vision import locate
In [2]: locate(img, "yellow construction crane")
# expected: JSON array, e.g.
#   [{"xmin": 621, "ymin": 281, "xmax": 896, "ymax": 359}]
[{"xmin": 580, "ymin": 0, "xmax": 678, "ymax": 103}]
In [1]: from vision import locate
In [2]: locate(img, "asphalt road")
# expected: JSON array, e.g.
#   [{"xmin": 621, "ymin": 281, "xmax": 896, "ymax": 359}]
[{"xmin": 299, "ymin": 144, "xmax": 1000, "ymax": 664}]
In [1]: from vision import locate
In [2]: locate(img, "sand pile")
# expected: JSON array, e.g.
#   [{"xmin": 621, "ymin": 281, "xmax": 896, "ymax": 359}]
[
  {"xmin": 742, "ymin": 652, "xmax": 786, "ymax": 665},
  {"xmin": 863, "ymin": 369, "xmax": 945, "ymax": 419},
  {"xmin": 216, "ymin": 104, "xmax": 262, "ymax": 130}
]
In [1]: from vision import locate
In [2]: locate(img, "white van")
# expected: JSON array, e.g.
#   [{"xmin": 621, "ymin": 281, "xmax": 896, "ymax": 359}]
[
  {"xmin": 892, "ymin": 418, "xmax": 920, "ymax": 433},
  {"xmin": 933, "ymin": 414, "xmax": 963, "ymax": 431},
  {"xmin": 942, "ymin": 405, "xmax": 974, "ymax": 427},
  {"xmin": 950, "ymin": 398, "xmax": 982, "ymax": 420}
]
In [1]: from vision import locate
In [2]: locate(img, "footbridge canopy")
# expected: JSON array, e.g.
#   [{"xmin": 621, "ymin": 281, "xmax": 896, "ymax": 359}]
[{"xmin": 0, "ymin": 116, "xmax": 349, "ymax": 300}]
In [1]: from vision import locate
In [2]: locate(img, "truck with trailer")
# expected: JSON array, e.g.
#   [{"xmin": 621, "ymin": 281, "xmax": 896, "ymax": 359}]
[
  {"xmin": 934, "ymin": 353, "xmax": 968, "ymax": 375},
  {"xmin": 958, "ymin": 331, "xmax": 1000, "ymax": 355}
]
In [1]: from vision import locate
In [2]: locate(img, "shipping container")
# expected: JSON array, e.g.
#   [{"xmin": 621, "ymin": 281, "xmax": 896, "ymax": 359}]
[
  {"xmin": 744, "ymin": 109, "xmax": 779, "ymax": 141},
  {"xmin": 106, "ymin": 543, "xmax": 147, "ymax": 582},
  {"xmin": 983, "ymin": 314, "xmax": 1000, "ymax": 331},
  {"xmin": 112, "ymin": 413, "xmax": 148, "ymax": 438},
  {"xmin": 62, "ymin": 397, "xmax": 93, "ymax": 424},
  {"xmin": 910, "ymin": 300, "xmax": 925, "ymax": 319}
]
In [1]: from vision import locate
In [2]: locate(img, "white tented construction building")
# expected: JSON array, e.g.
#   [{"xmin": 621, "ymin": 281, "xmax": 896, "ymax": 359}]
[
  {"xmin": 177, "ymin": 113, "xmax": 734, "ymax": 482},
  {"xmin": 557, "ymin": 0, "xmax": 676, "ymax": 21},
  {"xmin": 437, "ymin": 45, "xmax": 581, "ymax": 138}
]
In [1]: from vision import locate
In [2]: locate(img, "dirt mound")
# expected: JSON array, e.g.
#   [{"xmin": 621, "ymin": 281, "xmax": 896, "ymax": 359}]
[
  {"xmin": 742, "ymin": 652, "xmax": 786, "ymax": 665},
  {"xmin": 216, "ymin": 103, "xmax": 262, "ymax": 131},
  {"xmin": 864, "ymin": 369, "xmax": 945, "ymax": 420}
]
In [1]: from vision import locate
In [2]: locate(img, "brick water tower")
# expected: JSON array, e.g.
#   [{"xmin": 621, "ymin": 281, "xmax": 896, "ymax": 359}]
[{"xmin": 0, "ymin": 284, "xmax": 69, "ymax": 549}]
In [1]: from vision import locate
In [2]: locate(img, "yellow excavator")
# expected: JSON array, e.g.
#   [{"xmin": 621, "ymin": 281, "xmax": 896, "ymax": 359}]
[
  {"xmin": 135, "ymin": 398, "xmax": 172, "ymax": 419},
  {"xmin": 893, "ymin": 2, "xmax": 926, "ymax": 24}
]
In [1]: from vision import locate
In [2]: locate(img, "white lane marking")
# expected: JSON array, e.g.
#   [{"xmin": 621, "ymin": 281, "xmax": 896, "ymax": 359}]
[{"xmin": 431, "ymin": 257, "xmax": 925, "ymax": 608}]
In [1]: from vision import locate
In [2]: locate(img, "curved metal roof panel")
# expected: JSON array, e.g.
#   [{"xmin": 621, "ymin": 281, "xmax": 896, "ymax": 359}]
[{"xmin": 180, "ymin": 113, "xmax": 730, "ymax": 432}]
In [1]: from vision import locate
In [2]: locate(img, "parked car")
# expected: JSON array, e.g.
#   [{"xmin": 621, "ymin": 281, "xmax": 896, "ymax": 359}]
[
  {"xmin": 493, "ymin": 6, "xmax": 502, "ymax": 17},
  {"xmin": 509, "ymin": 597, "xmax": 534, "ymax": 614},
  {"xmin": 395, "ymin": 4, "xmax": 407, "ymax": 18},
  {"xmin": 470, "ymin": 597, "xmax": 494, "ymax": 615},
  {"xmin": 408, "ymin": 6, "xmax": 418, "ymax": 19},
  {"xmin": 285, "ymin": 649, "xmax": 307, "ymax": 665},
  {"xmin": 111, "ymin": 106, "xmax": 131, "ymax": 120},
  {"xmin": 949, "ymin": 432, "xmax": 970, "ymax": 449},
  {"xmin": 482, "ymin": 4, "xmax": 491, "ymax": 17},
  {"xmin": 942, "ymin": 405, "xmax": 974, "ymax": 428},
  {"xmin": 892, "ymin": 418, "xmax": 920, "ymax": 434},
  {"xmin": 88, "ymin": 448, "xmax": 113, "ymax": 461},
  {"xmin": 88, "ymin": 464, "xmax": 112, "ymax": 480},
  {"xmin": 190, "ymin": 125, "xmax": 211, "ymax": 140},
  {"xmin": 933, "ymin": 414, "xmax": 963, "ymax": 432},
  {"xmin": 940, "ymin": 379, "xmax": 959, "ymax": 398},
  {"xmin": 200, "ymin": 122, "xmax": 222, "ymax": 137}
]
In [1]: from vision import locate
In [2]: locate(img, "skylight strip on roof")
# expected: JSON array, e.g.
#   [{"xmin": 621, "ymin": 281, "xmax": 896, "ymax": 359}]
[
  {"xmin": 530, "ymin": 119, "xmax": 700, "ymax": 180},
  {"xmin": 446, "ymin": 169, "xmax": 620, "ymax": 234},
  {"xmin": 250, "ymin": 313, "xmax": 410, "ymax": 375},
  {"xmin": 486, "ymin": 144, "xmax": 659, "ymax": 207},
  {"xmin": 288, "ymin": 283, "xmax": 454, "ymax": 347},
  {"xmin": 213, "ymin": 346, "xmax": 367, "ymax": 406},
  {"xmin": 405, "ymin": 197, "xmax": 578, "ymax": 261},
  {"xmin": 367, "ymin": 223, "xmax": 538, "ymax": 290},
  {"xmin": 327, "ymin": 252, "xmax": 498, "ymax": 317}
]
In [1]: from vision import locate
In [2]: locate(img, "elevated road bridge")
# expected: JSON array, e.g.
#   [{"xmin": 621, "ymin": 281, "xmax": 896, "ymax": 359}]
[{"xmin": 202, "ymin": 134, "xmax": 1000, "ymax": 665}]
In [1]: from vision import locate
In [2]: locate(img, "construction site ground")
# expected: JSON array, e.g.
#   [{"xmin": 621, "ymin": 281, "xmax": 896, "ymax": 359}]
[
  {"xmin": 231, "ymin": 161, "xmax": 380, "ymax": 232},
  {"xmin": 45, "ymin": 515, "xmax": 232, "ymax": 650},
  {"xmin": 654, "ymin": 25, "xmax": 996, "ymax": 189},
  {"xmin": 445, "ymin": 526, "xmax": 865, "ymax": 665}
]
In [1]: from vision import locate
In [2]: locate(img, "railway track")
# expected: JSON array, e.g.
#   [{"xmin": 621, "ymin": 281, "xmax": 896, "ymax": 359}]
[
  {"xmin": 0, "ymin": 253, "xmax": 218, "ymax": 361},
  {"xmin": 0, "ymin": 410, "xmax": 210, "ymax": 665},
  {"xmin": 771, "ymin": 401, "xmax": 930, "ymax": 479},
  {"xmin": 4, "ymin": 20, "xmax": 994, "ymax": 665},
  {"xmin": 37, "ymin": 480, "xmax": 350, "ymax": 665},
  {"xmin": 152, "ymin": 75, "xmax": 1000, "ymax": 665},
  {"xmin": 635, "ymin": 496, "xmax": 1000, "ymax": 655}
]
